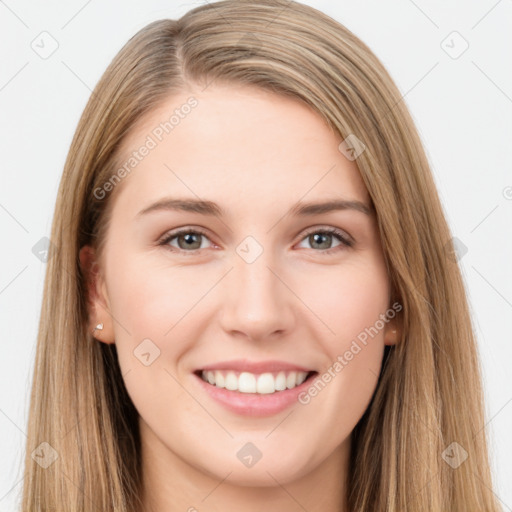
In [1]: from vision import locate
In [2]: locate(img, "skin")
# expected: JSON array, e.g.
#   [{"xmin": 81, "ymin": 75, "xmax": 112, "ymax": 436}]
[{"xmin": 80, "ymin": 83, "xmax": 400, "ymax": 512}]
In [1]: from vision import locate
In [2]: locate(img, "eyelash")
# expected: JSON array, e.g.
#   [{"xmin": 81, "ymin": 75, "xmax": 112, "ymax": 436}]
[{"xmin": 158, "ymin": 226, "xmax": 354, "ymax": 256}]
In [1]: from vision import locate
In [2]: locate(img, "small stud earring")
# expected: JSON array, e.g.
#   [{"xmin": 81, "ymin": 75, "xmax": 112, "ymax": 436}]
[{"xmin": 92, "ymin": 323, "xmax": 104, "ymax": 334}]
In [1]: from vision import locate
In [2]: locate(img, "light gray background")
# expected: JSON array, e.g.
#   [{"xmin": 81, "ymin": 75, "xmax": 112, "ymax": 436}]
[{"xmin": 1, "ymin": 1, "xmax": 511, "ymax": 510}]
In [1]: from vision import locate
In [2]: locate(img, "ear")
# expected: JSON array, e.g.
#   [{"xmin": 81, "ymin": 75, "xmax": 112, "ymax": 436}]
[{"xmin": 79, "ymin": 245, "xmax": 115, "ymax": 344}]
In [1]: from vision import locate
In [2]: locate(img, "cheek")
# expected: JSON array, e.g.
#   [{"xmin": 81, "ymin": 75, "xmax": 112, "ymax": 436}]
[
  {"xmin": 299, "ymin": 257, "xmax": 389, "ymax": 343},
  {"xmin": 104, "ymin": 256, "xmax": 213, "ymax": 440},
  {"xmin": 300, "ymin": 259, "xmax": 389, "ymax": 400},
  {"xmin": 106, "ymin": 252, "xmax": 204, "ymax": 341}
]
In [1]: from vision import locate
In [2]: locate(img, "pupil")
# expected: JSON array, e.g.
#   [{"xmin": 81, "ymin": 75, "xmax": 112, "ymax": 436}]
[
  {"xmin": 180, "ymin": 233, "xmax": 200, "ymax": 249},
  {"xmin": 312, "ymin": 233, "xmax": 330, "ymax": 249}
]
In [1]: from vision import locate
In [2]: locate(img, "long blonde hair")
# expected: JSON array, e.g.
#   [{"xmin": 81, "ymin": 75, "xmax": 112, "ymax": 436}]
[{"xmin": 20, "ymin": 1, "xmax": 500, "ymax": 510}]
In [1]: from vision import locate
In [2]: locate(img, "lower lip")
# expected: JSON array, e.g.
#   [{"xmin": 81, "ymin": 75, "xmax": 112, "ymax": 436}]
[{"xmin": 193, "ymin": 373, "xmax": 317, "ymax": 417}]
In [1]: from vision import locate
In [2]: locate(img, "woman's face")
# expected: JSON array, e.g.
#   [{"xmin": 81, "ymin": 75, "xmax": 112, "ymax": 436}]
[{"xmin": 81, "ymin": 83, "xmax": 398, "ymax": 487}]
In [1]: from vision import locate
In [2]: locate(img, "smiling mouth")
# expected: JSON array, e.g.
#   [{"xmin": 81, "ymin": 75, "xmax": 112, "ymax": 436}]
[{"xmin": 194, "ymin": 369, "xmax": 318, "ymax": 394}]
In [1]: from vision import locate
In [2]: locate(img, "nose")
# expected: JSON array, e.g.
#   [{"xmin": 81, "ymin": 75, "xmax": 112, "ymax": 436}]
[{"xmin": 218, "ymin": 247, "xmax": 296, "ymax": 343}]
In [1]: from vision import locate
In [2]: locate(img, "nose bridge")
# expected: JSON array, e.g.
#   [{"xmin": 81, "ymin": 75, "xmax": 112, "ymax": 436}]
[{"xmin": 219, "ymin": 238, "xmax": 294, "ymax": 339}]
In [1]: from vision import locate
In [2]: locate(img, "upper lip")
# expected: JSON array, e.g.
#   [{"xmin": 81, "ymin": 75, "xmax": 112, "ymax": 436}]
[{"xmin": 198, "ymin": 359, "xmax": 314, "ymax": 374}]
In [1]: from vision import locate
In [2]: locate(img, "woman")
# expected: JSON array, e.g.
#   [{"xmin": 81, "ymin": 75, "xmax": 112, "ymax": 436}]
[{"xmin": 20, "ymin": 0, "xmax": 500, "ymax": 510}]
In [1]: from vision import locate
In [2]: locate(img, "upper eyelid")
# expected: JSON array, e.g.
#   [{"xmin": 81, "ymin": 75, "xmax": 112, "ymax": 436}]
[
  {"xmin": 159, "ymin": 226, "xmax": 212, "ymax": 243},
  {"xmin": 300, "ymin": 225, "xmax": 352, "ymax": 241}
]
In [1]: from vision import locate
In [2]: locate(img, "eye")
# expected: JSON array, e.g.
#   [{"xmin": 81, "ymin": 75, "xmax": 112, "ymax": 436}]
[
  {"xmin": 158, "ymin": 226, "xmax": 353, "ymax": 255},
  {"xmin": 158, "ymin": 228, "xmax": 214, "ymax": 254},
  {"xmin": 296, "ymin": 227, "xmax": 353, "ymax": 254}
]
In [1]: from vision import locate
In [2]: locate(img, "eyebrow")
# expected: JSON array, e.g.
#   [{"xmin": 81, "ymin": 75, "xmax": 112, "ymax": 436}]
[{"xmin": 136, "ymin": 197, "xmax": 374, "ymax": 218}]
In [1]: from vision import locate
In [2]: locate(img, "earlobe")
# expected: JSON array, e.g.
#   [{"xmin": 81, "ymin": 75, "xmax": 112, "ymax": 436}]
[
  {"xmin": 79, "ymin": 245, "xmax": 115, "ymax": 344},
  {"xmin": 385, "ymin": 330, "xmax": 398, "ymax": 346},
  {"xmin": 384, "ymin": 319, "xmax": 401, "ymax": 346}
]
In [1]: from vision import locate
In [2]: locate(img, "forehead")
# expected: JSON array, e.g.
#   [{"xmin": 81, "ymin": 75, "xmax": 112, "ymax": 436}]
[{"xmin": 110, "ymin": 83, "xmax": 370, "ymax": 219}]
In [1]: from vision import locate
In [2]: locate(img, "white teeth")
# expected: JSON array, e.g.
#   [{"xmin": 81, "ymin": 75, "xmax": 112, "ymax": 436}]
[
  {"xmin": 214, "ymin": 370, "xmax": 225, "ymax": 388},
  {"xmin": 200, "ymin": 370, "xmax": 310, "ymax": 393},
  {"xmin": 275, "ymin": 371, "xmax": 287, "ymax": 391},
  {"xmin": 286, "ymin": 372, "xmax": 296, "ymax": 389},
  {"xmin": 238, "ymin": 372, "xmax": 257, "ymax": 393},
  {"xmin": 256, "ymin": 373, "xmax": 275, "ymax": 394},
  {"xmin": 225, "ymin": 371, "xmax": 238, "ymax": 391},
  {"xmin": 296, "ymin": 372, "xmax": 307, "ymax": 385}
]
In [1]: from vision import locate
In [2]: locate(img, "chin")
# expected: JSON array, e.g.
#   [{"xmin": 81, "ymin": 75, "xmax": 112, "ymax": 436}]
[{"xmin": 197, "ymin": 447, "xmax": 314, "ymax": 487}]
